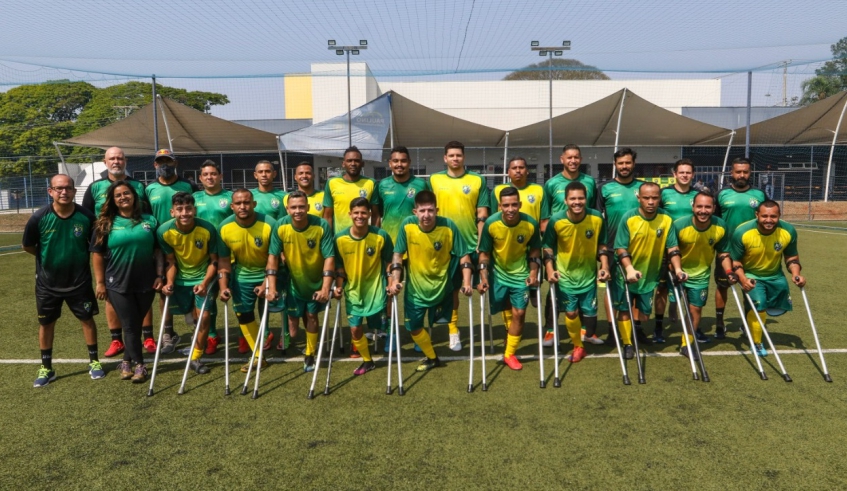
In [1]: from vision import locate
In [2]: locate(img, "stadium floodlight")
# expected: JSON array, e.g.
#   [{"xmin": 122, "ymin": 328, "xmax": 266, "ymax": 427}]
[
  {"xmin": 563, "ymin": 41, "xmax": 571, "ymax": 48},
  {"xmin": 335, "ymin": 49, "xmax": 344, "ymax": 55},
  {"xmin": 327, "ymin": 41, "xmax": 371, "ymax": 147},
  {"xmin": 539, "ymin": 51, "xmax": 547, "ymax": 56},
  {"xmin": 529, "ymin": 41, "xmax": 574, "ymax": 179},
  {"xmin": 531, "ymin": 41, "xmax": 539, "ymax": 47},
  {"xmin": 328, "ymin": 40, "xmax": 336, "ymax": 46},
  {"xmin": 352, "ymin": 49, "xmax": 360, "ymax": 55},
  {"xmin": 554, "ymin": 50, "xmax": 563, "ymax": 56},
  {"xmin": 360, "ymin": 40, "xmax": 367, "ymax": 46}
]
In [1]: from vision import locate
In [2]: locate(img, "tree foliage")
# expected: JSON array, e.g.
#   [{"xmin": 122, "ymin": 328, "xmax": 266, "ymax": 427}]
[
  {"xmin": 504, "ymin": 58, "xmax": 609, "ymax": 81},
  {"xmin": 800, "ymin": 37, "xmax": 847, "ymax": 105}
]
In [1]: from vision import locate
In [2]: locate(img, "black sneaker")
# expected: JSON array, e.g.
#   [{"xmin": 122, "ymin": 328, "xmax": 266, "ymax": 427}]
[
  {"xmin": 635, "ymin": 328, "xmax": 650, "ymax": 344},
  {"xmin": 416, "ymin": 357, "xmax": 441, "ymax": 372},
  {"xmin": 680, "ymin": 345, "xmax": 700, "ymax": 361},
  {"xmin": 190, "ymin": 360, "xmax": 210, "ymax": 374},
  {"xmin": 653, "ymin": 329, "xmax": 666, "ymax": 344},
  {"xmin": 624, "ymin": 344, "xmax": 634, "ymax": 360},
  {"xmin": 714, "ymin": 325, "xmax": 726, "ymax": 339},
  {"xmin": 695, "ymin": 329, "xmax": 711, "ymax": 343}
]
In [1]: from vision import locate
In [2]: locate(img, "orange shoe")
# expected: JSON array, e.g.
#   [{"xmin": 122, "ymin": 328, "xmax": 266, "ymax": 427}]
[
  {"xmin": 542, "ymin": 331, "xmax": 555, "ymax": 347},
  {"xmin": 238, "ymin": 336, "xmax": 250, "ymax": 354},
  {"xmin": 569, "ymin": 346, "xmax": 586, "ymax": 363},
  {"xmin": 104, "ymin": 339, "xmax": 125, "ymax": 357},
  {"xmin": 143, "ymin": 337, "xmax": 157, "ymax": 354},
  {"xmin": 262, "ymin": 332, "xmax": 274, "ymax": 351},
  {"xmin": 503, "ymin": 355, "xmax": 523, "ymax": 371},
  {"xmin": 205, "ymin": 336, "xmax": 219, "ymax": 355}
]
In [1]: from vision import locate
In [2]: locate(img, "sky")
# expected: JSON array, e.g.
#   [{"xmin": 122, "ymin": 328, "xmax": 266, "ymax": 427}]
[{"xmin": 0, "ymin": 0, "xmax": 844, "ymax": 119}]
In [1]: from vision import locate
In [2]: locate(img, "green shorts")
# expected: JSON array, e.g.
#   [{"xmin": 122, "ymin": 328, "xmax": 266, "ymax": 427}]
[
  {"xmin": 167, "ymin": 284, "xmax": 219, "ymax": 316},
  {"xmin": 347, "ymin": 311, "xmax": 388, "ymax": 330},
  {"xmin": 231, "ymin": 279, "xmax": 285, "ymax": 314},
  {"xmin": 403, "ymin": 293, "xmax": 454, "ymax": 331},
  {"xmin": 556, "ymin": 286, "xmax": 598, "ymax": 316},
  {"xmin": 286, "ymin": 293, "xmax": 327, "ymax": 319},
  {"xmin": 745, "ymin": 275, "xmax": 792, "ymax": 316},
  {"xmin": 611, "ymin": 274, "xmax": 654, "ymax": 316},
  {"xmin": 489, "ymin": 277, "xmax": 529, "ymax": 314},
  {"xmin": 669, "ymin": 284, "xmax": 709, "ymax": 308}
]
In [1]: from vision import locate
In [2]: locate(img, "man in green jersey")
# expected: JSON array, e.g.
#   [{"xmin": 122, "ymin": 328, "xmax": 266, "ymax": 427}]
[
  {"xmin": 714, "ymin": 158, "xmax": 767, "ymax": 339},
  {"xmin": 266, "ymin": 191, "xmax": 335, "ymax": 372},
  {"xmin": 323, "ymin": 146, "xmax": 377, "ymax": 233},
  {"xmin": 192, "ymin": 160, "xmax": 233, "ymax": 354},
  {"xmin": 333, "ymin": 197, "xmax": 393, "ymax": 376},
  {"xmin": 730, "ymin": 201, "xmax": 803, "ymax": 357},
  {"xmin": 282, "ymin": 162, "xmax": 325, "ymax": 218},
  {"xmin": 543, "ymin": 182, "xmax": 610, "ymax": 363},
  {"xmin": 388, "ymin": 190, "xmax": 474, "ymax": 372},
  {"xmin": 614, "ymin": 182, "xmax": 687, "ymax": 359},
  {"xmin": 672, "ymin": 192, "xmax": 735, "ymax": 359},
  {"xmin": 159, "ymin": 192, "xmax": 219, "ymax": 374},
  {"xmin": 81, "ymin": 146, "xmax": 147, "ymax": 357},
  {"xmin": 24, "ymin": 174, "xmax": 103, "ymax": 387},
  {"xmin": 478, "ymin": 187, "xmax": 541, "ymax": 371}
]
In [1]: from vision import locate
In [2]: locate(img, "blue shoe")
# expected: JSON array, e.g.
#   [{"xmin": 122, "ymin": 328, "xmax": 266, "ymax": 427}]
[
  {"xmin": 755, "ymin": 343, "xmax": 768, "ymax": 357},
  {"xmin": 695, "ymin": 329, "xmax": 711, "ymax": 343},
  {"xmin": 88, "ymin": 361, "xmax": 106, "ymax": 380},
  {"xmin": 34, "ymin": 365, "xmax": 57, "ymax": 388},
  {"xmin": 653, "ymin": 329, "xmax": 665, "ymax": 344},
  {"xmin": 413, "ymin": 343, "xmax": 422, "ymax": 353},
  {"xmin": 384, "ymin": 336, "xmax": 393, "ymax": 353}
]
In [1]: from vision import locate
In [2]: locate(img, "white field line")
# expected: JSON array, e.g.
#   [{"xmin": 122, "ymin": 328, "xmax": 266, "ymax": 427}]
[{"xmin": 0, "ymin": 251, "xmax": 24, "ymax": 257}]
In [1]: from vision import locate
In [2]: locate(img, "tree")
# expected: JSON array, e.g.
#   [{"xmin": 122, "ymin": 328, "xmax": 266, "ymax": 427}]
[
  {"xmin": 800, "ymin": 36, "xmax": 847, "ymax": 105},
  {"xmin": 504, "ymin": 58, "xmax": 609, "ymax": 81}
]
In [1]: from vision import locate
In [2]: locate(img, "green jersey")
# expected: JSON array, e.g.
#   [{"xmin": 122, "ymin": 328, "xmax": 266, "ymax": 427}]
[
  {"xmin": 250, "ymin": 188, "xmax": 288, "ymax": 221},
  {"xmin": 334, "ymin": 226, "xmax": 393, "ymax": 317},
  {"xmin": 716, "ymin": 186, "xmax": 767, "ymax": 236},
  {"xmin": 145, "ymin": 178, "xmax": 195, "ymax": 227},
  {"xmin": 217, "ymin": 213, "xmax": 276, "ymax": 283},
  {"xmin": 730, "ymin": 220, "xmax": 798, "ymax": 279},
  {"xmin": 375, "ymin": 176, "xmax": 430, "ymax": 242},
  {"xmin": 660, "ymin": 186, "xmax": 698, "ymax": 221},
  {"xmin": 597, "ymin": 179, "xmax": 644, "ymax": 246},
  {"xmin": 23, "ymin": 204, "xmax": 96, "ymax": 293},
  {"xmin": 674, "ymin": 216, "xmax": 729, "ymax": 288},
  {"xmin": 89, "ymin": 214, "xmax": 159, "ymax": 294},
  {"xmin": 492, "ymin": 182, "xmax": 546, "ymax": 224},
  {"xmin": 542, "ymin": 209, "xmax": 607, "ymax": 293},
  {"xmin": 543, "ymin": 172, "xmax": 596, "ymax": 219},
  {"xmin": 157, "ymin": 218, "xmax": 218, "ymax": 286},
  {"xmin": 394, "ymin": 216, "xmax": 470, "ymax": 306},
  {"xmin": 82, "ymin": 176, "xmax": 147, "ymax": 215},
  {"xmin": 478, "ymin": 212, "xmax": 541, "ymax": 289},
  {"xmin": 269, "ymin": 215, "xmax": 334, "ymax": 302},
  {"xmin": 192, "ymin": 189, "xmax": 233, "ymax": 226},
  {"xmin": 614, "ymin": 209, "xmax": 678, "ymax": 294}
]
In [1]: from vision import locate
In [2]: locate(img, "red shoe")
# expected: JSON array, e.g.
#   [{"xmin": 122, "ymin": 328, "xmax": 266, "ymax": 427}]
[
  {"xmin": 569, "ymin": 346, "xmax": 586, "ymax": 363},
  {"xmin": 205, "ymin": 336, "xmax": 219, "ymax": 355},
  {"xmin": 262, "ymin": 332, "xmax": 274, "ymax": 351},
  {"xmin": 143, "ymin": 337, "xmax": 157, "ymax": 354},
  {"xmin": 104, "ymin": 339, "xmax": 125, "ymax": 357},
  {"xmin": 238, "ymin": 336, "xmax": 250, "ymax": 354},
  {"xmin": 503, "ymin": 355, "xmax": 523, "ymax": 371},
  {"xmin": 350, "ymin": 344, "xmax": 361, "ymax": 359}
]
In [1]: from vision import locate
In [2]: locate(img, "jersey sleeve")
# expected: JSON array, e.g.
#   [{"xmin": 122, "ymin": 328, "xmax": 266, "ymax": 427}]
[
  {"xmin": 527, "ymin": 218, "xmax": 542, "ymax": 249},
  {"xmin": 541, "ymin": 216, "xmax": 557, "ymax": 250},
  {"xmin": 380, "ymin": 230, "xmax": 394, "ymax": 264},
  {"xmin": 597, "ymin": 215, "xmax": 608, "ymax": 246},
  {"xmin": 81, "ymin": 186, "xmax": 95, "ymax": 213},
  {"xmin": 156, "ymin": 225, "xmax": 174, "ymax": 256},
  {"xmin": 322, "ymin": 180, "xmax": 333, "ymax": 209},
  {"xmin": 728, "ymin": 229, "xmax": 745, "ymax": 261},
  {"xmin": 451, "ymin": 221, "xmax": 471, "ymax": 257},
  {"xmin": 268, "ymin": 224, "xmax": 283, "ymax": 256},
  {"xmin": 538, "ymin": 189, "xmax": 550, "ymax": 220},
  {"xmin": 89, "ymin": 229, "xmax": 108, "ymax": 254},
  {"xmin": 217, "ymin": 227, "xmax": 231, "ymax": 258},
  {"xmin": 333, "ymin": 235, "xmax": 345, "ymax": 270},
  {"xmin": 783, "ymin": 222, "xmax": 799, "ymax": 257},
  {"xmin": 714, "ymin": 219, "xmax": 730, "ymax": 253},
  {"xmin": 478, "ymin": 220, "xmax": 493, "ymax": 253},
  {"xmin": 22, "ymin": 212, "xmax": 42, "ymax": 248},
  {"xmin": 320, "ymin": 220, "xmax": 334, "ymax": 258},
  {"xmin": 595, "ymin": 182, "xmax": 607, "ymax": 217},
  {"xmin": 371, "ymin": 182, "xmax": 383, "ymax": 207},
  {"xmin": 393, "ymin": 219, "xmax": 409, "ymax": 255},
  {"xmin": 613, "ymin": 216, "xmax": 631, "ymax": 250},
  {"xmin": 477, "ymin": 178, "xmax": 491, "ymax": 210},
  {"xmin": 665, "ymin": 220, "xmax": 679, "ymax": 249}
]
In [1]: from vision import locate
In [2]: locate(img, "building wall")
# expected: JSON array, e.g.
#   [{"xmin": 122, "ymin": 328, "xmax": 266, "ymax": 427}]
[
  {"xmin": 311, "ymin": 62, "xmax": 379, "ymax": 124},
  {"xmin": 284, "ymin": 74, "xmax": 313, "ymax": 119}
]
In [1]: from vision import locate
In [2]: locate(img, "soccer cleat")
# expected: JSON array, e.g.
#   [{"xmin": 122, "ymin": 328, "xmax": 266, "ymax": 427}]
[
  {"xmin": 448, "ymin": 332, "xmax": 462, "ymax": 351},
  {"xmin": 190, "ymin": 360, "xmax": 210, "ymax": 374},
  {"xmin": 542, "ymin": 331, "xmax": 555, "ymax": 347},
  {"xmin": 240, "ymin": 359, "xmax": 269, "ymax": 373},
  {"xmin": 205, "ymin": 336, "xmax": 219, "ymax": 355},
  {"xmin": 33, "ymin": 366, "xmax": 56, "ymax": 388},
  {"xmin": 635, "ymin": 328, "xmax": 650, "ymax": 344},
  {"xmin": 583, "ymin": 334, "xmax": 605, "ymax": 345},
  {"xmin": 416, "ymin": 357, "xmax": 441, "ymax": 372},
  {"xmin": 755, "ymin": 343, "xmax": 768, "ymax": 357},
  {"xmin": 714, "ymin": 325, "xmax": 727, "ymax": 339},
  {"xmin": 680, "ymin": 345, "xmax": 700, "ymax": 361},
  {"xmin": 119, "ymin": 360, "xmax": 133, "ymax": 380},
  {"xmin": 143, "ymin": 337, "xmax": 157, "ymax": 354},
  {"xmin": 569, "ymin": 346, "xmax": 586, "ymax": 363},
  {"xmin": 695, "ymin": 329, "xmax": 711, "ymax": 343},
  {"xmin": 303, "ymin": 355, "xmax": 315, "ymax": 373},
  {"xmin": 503, "ymin": 355, "xmax": 523, "ymax": 371},
  {"xmin": 104, "ymin": 340, "xmax": 125, "ymax": 357},
  {"xmin": 160, "ymin": 333, "xmax": 180, "ymax": 354},
  {"xmin": 353, "ymin": 361, "xmax": 376, "ymax": 376},
  {"xmin": 653, "ymin": 329, "xmax": 666, "ymax": 344},
  {"xmin": 624, "ymin": 344, "xmax": 634, "ymax": 360},
  {"xmin": 350, "ymin": 344, "xmax": 361, "ymax": 359},
  {"xmin": 238, "ymin": 337, "xmax": 250, "ymax": 354},
  {"xmin": 131, "ymin": 364, "xmax": 148, "ymax": 383},
  {"xmin": 88, "ymin": 361, "xmax": 106, "ymax": 380},
  {"xmin": 262, "ymin": 332, "xmax": 274, "ymax": 351}
]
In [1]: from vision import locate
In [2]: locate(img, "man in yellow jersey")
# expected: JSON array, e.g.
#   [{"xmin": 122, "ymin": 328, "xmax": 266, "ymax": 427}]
[
  {"xmin": 543, "ymin": 182, "xmax": 610, "ymax": 363},
  {"xmin": 332, "ymin": 197, "xmax": 393, "ymax": 376},
  {"xmin": 282, "ymin": 162, "xmax": 325, "ymax": 217},
  {"xmin": 323, "ymin": 146, "xmax": 376, "ymax": 233},
  {"xmin": 614, "ymin": 182, "xmax": 687, "ymax": 359},
  {"xmin": 429, "ymin": 141, "xmax": 490, "ymax": 351},
  {"xmin": 266, "ymin": 191, "xmax": 335, "ymax": 372},
  {"xmin": 217, "ymin": 189, "xmax": 283, "ymax": 373},
  {"xmin": 478, "ymin": 187, "xmax": 541, "ymax": 371},
  {"xmin": 730, "ymin": 200, "xmax": 803, "ymax": 357}
]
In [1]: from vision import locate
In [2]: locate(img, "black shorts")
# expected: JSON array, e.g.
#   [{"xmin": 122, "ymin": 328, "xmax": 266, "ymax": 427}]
[
  {"xmin": 713, "ymin": 257, "xmax": 730, "ymax": 288},
  {"xmin": 36, "ymin": 284, "xmax": 99, "ymax": 326}
]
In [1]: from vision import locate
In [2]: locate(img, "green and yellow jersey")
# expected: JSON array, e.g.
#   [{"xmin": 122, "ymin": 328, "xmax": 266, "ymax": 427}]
[
  {"xmin": 250, "ymin": 188, "xmax": 288, "ymax": 222},
  {"xmin": 334, "ymin": 226, "xmax": 393, "ymax": 317},
  {"xmin": 429, "ymin": 170, "xmax": 490, "ymax": 251},
  {"xmin": 729, "ymin": 220, "xmax": 798, "ymax": 279},
  {"xmin": 217, "ymin": 213, "xmax": 276, "ymax": 284},
  {"xmin": 597, "ymin": 179, "xmax": 644, "ymax": 246},
  {"xmin": 716, "ymin": 187, "xmax": 767, "ymax": 236},
  {"xmin": 542, "ymin": 209, "xmax": 607, "ymax": 293},
  {"xmin": 660, "ymin": 186, "xmax": 698, "ymax": 221},
  {"xmin": 283, "ymin": 189, "xmax": 326, "ymax": 217},
  {"xmin": 491, "ymin": 182, "xmax": 546, "ymax": 224},
  {"xmin": 144, "ymin": 178, "xmax": 195, "ymax": 227},
  {"xmin": 192, "ymin": 189, "xmax": 233, "ymax": 226},
  {"xmin": 614, "ymin": 209, "xmax": 678, "ymax": 294},
  {"xmin": 542, "ymin": 172, "xmax": 596, "ymax": 219},
  {"xmin": 89, "ymin": 214, "xmax": 159, "ymax": 293},
  {"xmin": 376, "ymin": 176, "xmax": 430, "ymax": 242},
  {"xmin": 82, "ymin": 177, "xmax": 147, "ymax": 216},
  {"xmin": 394, "ymin": 216, "xmax": 471, "ymax": 306},
  {"xmin": 674, "ymin": 215, "xmax": 729, "ymax": 288},
  {"xmin": 269, "ymin": 215, "xmax": 334, "ymax": 301},
  {"xmin": 157, "ymin": 217, "xmax": 218, "ymax": 286},
  {"xmin": 323, "ymin": 176, "xmax": 377, "ymax": 232},
  {"xmin": 23, "ymin": 204, "xmax": 96, "ymax": 293},
  {"xmin": 478, "ymin": 212, "xmax": 541, "ymax": 289}
]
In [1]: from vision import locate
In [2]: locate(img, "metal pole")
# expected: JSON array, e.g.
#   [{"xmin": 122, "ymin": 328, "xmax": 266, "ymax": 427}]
[
  {"xmin": 347, "ymin": 50, "xmax": 352, "ymax": 148},
  {"xmin": 152, "ymin": 75, "xmax": 159, "ymax": 152},
  {"xmin": 719, "ymin": 130, "xmax": 736, "ymax": 191},
  {"xmin": 612, "ymin": 88, "xmax": 627, "ymax": 179},
  {"xmin": 52, "ymin": 142, "xmax": 66, "ymax": 165},
  {"xmin": 745, "ymin": 71, "xmax": 752, "ymax": 159},
  {"xmin": 157, "ymin": 95, "xmax": 174, "ymax": 153},
  {"xmin": 824, "ymin": 96, "xmax": 847, "ymax": 202},
  {"xmin": 548, "ymin": 52, "xmax": 554, "ymax": 180},
  {"xmin": 389, "ymin": 94, "xmax": 395, "ymax": 149},
  {"xmin": 276, "ymin": 136, "xmax": 287, "ymax": 190},
  {"xmin": 220, "ymin": 153, "xmax": 225, "ymax": 189},
  {"xmin": 502, "ymin": 132, "xmax": 509, "ymax": 184},
  {"xmin": 809, "ymin": 145, "xmax": 813, "ymax": 219},
  {"xmin": 27, "ymin": 156, "xmax": 33, "ymax": 208}
]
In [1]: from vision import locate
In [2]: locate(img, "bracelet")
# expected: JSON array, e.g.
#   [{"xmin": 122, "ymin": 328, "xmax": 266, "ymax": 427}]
[
  {"xmin": 265, "ymin": 269, "xmax": 277, "ymax": 276},
  {"xmin": 322, "ymin": 270, "xmax": 336, "ymax": 278},
  {"xmin": 217, "ymin": 272, "xmax": 230, "ymax": 280},
  {"xmin": 158, "ymin": 275, "xmax": 166, "ymax": 280},
  {"xmin": 725, "ymin": 269, "xmax": 733, "ymax": 275}
]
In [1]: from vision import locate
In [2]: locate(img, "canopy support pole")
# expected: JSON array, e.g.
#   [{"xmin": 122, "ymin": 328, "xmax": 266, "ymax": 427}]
[
  {"xmin": 745, "ymin": 71, "xmax": 752, "ymax": 159},
  {"xmin": 152, "ymin": 75, "xmax": 159, "ymax": 151},
  {"xmin": 157, "ymin": 95, "xmax": 173, "ymax": 152},
  {"xmin": 502, "ymin": 132, "xmax": 509, "ymax": 184},
  {"xmin": 719, "ymin": 130, "xmax": 736, "ymax": 191},
  {"xmin": 277, "ymin": 136, "xmax": 288, "ymax": 191},
  {"xmin": 824, "ymin": 96, "xmax": 847, "ymax": 202},
  {"xmin": 612, "ymin": 88, "xmax": 627, "ymax": 179}
]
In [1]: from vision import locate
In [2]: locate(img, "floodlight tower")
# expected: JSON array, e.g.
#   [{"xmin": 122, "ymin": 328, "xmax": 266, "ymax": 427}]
[
  {"xmin": 531, "ymin": 41, "xmax": 571, "ymax": 179},
  {"xmin": 328, "ymin": 40, "xmax": 368, "ymax": 147}
]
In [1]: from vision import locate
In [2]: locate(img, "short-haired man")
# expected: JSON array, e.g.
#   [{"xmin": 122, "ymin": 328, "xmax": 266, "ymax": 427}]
[
  {"xmin": 543, "ymin": 182, "xmax": 610, "ymax": 363},
  {"xmin": 714, "ymin": 158, "xmax": 767, "ymax": 338},
  {"xmin": 266, "ymin": 191, "xmax": 335, "ymax": 372},
  {"xmin": 429, "ymin": 140, "xmax": 491, "ymax": 350},
  {"xmin": 478, "ymin": 187, "xmax": 541, "ymax": 370},
  {"xmin": 250, "ymin": 160, "xmax": 288, "ymax": 221},
  {"xmin": 333, "ymin": 198, "xmax": 393, "ymax": 376},
  {"xmin": 389, "ymin": 190, "xmax": 474, "ymax": 372},
  {"xmin": 24, "ymin": 175, "xmax": 103, "ymax": 387},
  {"xmin": 730, "ymin": 201, "xmax": 803, "ymax": 357},
  {"xmin": 614, "ymin": 182, "xmax": 687, "ymax": 359},
  {"xmin": 323, "ymin": 146, "xmax": 376, "ymax": 233},
  {"xmin": 282, "ymin": 162, "xmax": 325, "ymax": 217}
]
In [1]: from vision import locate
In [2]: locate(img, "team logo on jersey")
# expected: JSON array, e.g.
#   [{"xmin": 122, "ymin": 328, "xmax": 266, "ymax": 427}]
[
  {"xmin": 656, "ymin": 228, "xmax": 664, "ymax": 238},
  {"xmin": 254, "ymin": 236, "xmax": 263, "ymax": 248},
  {"xmin": 359, "ymin": 189, "xmax": 367, "ymax": 198},
  {"xmin": 108, "ymin": 276, "xmax": 114, "ymax": 284},
  {"xmin": 749, "ymin": 198, "xmax": 759, "ymax": 209},
  {"xmin": 142, "ymin": 222, "xmax": 152, "ymax": 232},
  {"xmin": 406, "ymin": 188, "xmax": 416, "ymax": 198},
  {"xmin": 366, "ymin": 246, "xmax": 375, "ymax": 256},
  {"xmin": 689, "ymin": 198, "xmax": 695, "ymax": 206},
  {"xmin": 462, "ymin": 185, "xmax": 471, "ymax": 195},
  {"xmin": 271, "ymin": 198, "xmax": 280, "ymax": 209},
  {"xmin": 433, "ymin": 241, "xmax": 443, "ymax": 251},
  {"xmin": 307, "ymin": 239, "xmax": 316, "ymax": 249},
  {"xmin": 73, "ymin": 223, "xmax": 83, "ymax": 237},
  {"xmin": 517, "ymin": 234, "xmax": 525, "ymax": 244},
  {"xmin": 774, "ymin": 242, "xmax": 782, "ymax": 252},
  {"xmin": 84, "ymin": 302, "xmax": 92, "ymax": 312},
  {"xmin": 194, "ymin": 240, "xmax": 204, "ymax": 249},
  {"xmin": 708, "ymin": 238, "xmax": 715, "ymax": 245},
  {"xmin": 527, "ymin": 194, "xmax": 536, "ymax": 204},
  {"xmin": 314, "ymin": 203, "xmax": 323, "ymax": 211},
  {"xmin": 585, "ymin": 230, "xmax": 594, "ymax": 239},
  {"xmin": 219, "ymin": 198, "xmax": 228, "ymax": 208}
]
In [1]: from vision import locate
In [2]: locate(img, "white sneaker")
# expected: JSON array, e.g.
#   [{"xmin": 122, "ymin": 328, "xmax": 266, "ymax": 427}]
[
  {"xmin": 583, "ymin": 334, "xmax": 605, "ymax": 345},
  {"xmin": 541, "ymin": 331, "xmax": 555, "ymax": 347},
  {"xmin": 449, "ymin": 332, "xmax": 462, "ymax": 351}
]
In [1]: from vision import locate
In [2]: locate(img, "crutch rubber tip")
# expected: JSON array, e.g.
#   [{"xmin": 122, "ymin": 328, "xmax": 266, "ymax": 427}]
[
  {"xmin": 703, "ymin": 375, "xmax": 711, "ymax": 383},
  {"xmin": 323, "ymin": 388, "xmax": 331, "ymax": 396},
  {"xmin": 638, "ymin": 377, "xmax": 646, "ymax": 385},
  {"xmin": 623, "ymin": 375, "xmax": 631, "ymax": 385},
  {"xmin": 398, "ymin": 387, "xmax": 405, "ymax": 396},
  {"xmin": 240, "ymin": 387, "xmax": 249, "ymax": 395},
  {"xmin": 553, "ymin": 378, "xmax": 561, "ymax": 388},
  {"xmin": 385, "ymin": 388, "xmax": 392, "ymax": 395},
  {"xmin": 824, "ymin": 374, "xmax": 833, "ymax": 383},
  {"xmin": 146, "ymin": 389, "xmax": 154, "ymax": 397},
  {"xmin": 539, "ymin": 381, "xmax": 546, "ymax": 389},
  {"xmin": 225, "ymin": 387, "xmax": 231, "ymax": 396},
  {"xmin": 693, "ymin": 373, "xmax": 699, "ymax": 381},
  {"xmin": 760, "ymin": 372, "xmax": 768, "ymax": 381},
  {"xmin": 783, "ymin": 374, "xmax": 793, "ymax": 383},
  {"xmin": 467, "ymin": 384, "xmax": 474, "ymax": 393},
  {"xmin": 178, "ymin": 389, "xmax": 185, "ymax": 395},
  {"xmin": 308, "ymin": 390, "xmax": 315, "ymax": 399},
  {"xmin": 482, "ymin": 384, "xmax": 488, "ymax": 391},
  {"xmin": 252, "ymin": 390, "xmax": 259, "ymax": 399}
]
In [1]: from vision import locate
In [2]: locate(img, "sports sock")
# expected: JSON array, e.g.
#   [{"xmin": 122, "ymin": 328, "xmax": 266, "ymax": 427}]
[
  {"xmin": 87, "ymin": 344, "xmax": 99, "ymax": 363},
  {"xmin": 504, "ymin": 333, "xmax": 521, "ymax": 358},
  {"xmin": 681, "ymin": 333, "xmax": 694, "ymax": 347},
  {"xmin": 305, "ymin": 331, "xmax": 318, "ymax": 356},
  {"xmin": 634, "ymin": 320, "xmax": 642, "ymax": 332},
  {"xmin": 668, "ymin": 301, "xmax": 678, "ymax": 317},
  {"xmin": 619, "ymin": 319, "xmax": 633, "ymax": 345},
  {"xmin": 352, "ymin": 336, "xmax": 372, "ymax": 362},
  {"xmin": 746, "ymin": 310, "xmax": 767, "ymax": 344},
  {"xmin": 654, "ymin": 314, "xmax": 664, "ymax": 331},
  {"xmin": 565, "ymin": 315, "xmax": 583, "ymax": 348},
  {"xmin": 142, "ymin": 326, "xmax": 154, "ymax": 340},
  {"xmin": 411, "ymin": 330, "xmax": 436, "ymax": 359},
  {"xmin": 41, "ymin": 348, "xmax": 53, "ymax": 370},
  {"xmin": 583, "ymin": 317, "xmax": 597, "ymax": 338},
  {"xmin": 164, "ymin": 324, "xmax": 175, "ymax": 337},
  {"xmin": 109, "ymin": 329, "xmax": 122, "ymax": 341},
  {"xmin": 502, "ymin": 309, "xmax": 513, "ymax": 332},
  {"xmin": 207, "ymin": 311, "xmax": 217, "ymax": 338},
  {"xmin": 191, "ymin": 348, "xmax": 203, "ymax": 361},
  {"xmin": 716, "ymin": 308, "xmax": 725, "ymax": 327},
  {"xmin": 240, "ymin": 320, "xmax": 259, "ymax": 354},
  {"xmin": 448, "ymin": 309, "xmax": 459, "ymax": 335}
]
